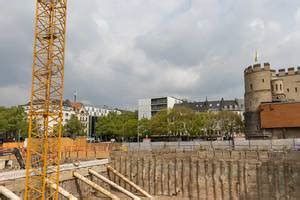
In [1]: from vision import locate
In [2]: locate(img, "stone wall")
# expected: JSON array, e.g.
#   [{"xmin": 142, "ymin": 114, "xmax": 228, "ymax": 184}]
[
  {"xmin": 277, "ymin": 69, "xmax": 300, "ymax": 101},
  {"xmin": 111, "ymin": 150, "xmax": 300, "ymax": 200}
]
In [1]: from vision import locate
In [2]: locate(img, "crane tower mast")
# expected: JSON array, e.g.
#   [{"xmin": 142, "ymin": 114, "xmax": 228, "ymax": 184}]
[{"xmin": 25, "ymin": 0, "xmax": 67, "ymax": 199}]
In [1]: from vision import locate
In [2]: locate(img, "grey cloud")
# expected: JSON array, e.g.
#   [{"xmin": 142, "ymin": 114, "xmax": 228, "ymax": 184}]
[{"xmin": 0, "ymin": 0, "xmax": 300, "ymax": 108}]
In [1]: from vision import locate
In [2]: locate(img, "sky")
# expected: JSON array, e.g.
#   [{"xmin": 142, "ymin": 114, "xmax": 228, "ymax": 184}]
[{"xmin": 0, "ymin": 0, "xmax": 300, "ymax": 110}]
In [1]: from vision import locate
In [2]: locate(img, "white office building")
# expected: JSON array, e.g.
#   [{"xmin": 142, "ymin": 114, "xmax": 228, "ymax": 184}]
[
  {"xmin": 22, "ymin": 100, "xmax": 76, "ymax": 127},
  {"xmin": 138, "ymin": 96, "xmax": 183, "ymax": 120},
  {"xmin": 84, "ymin": 105, "xmax": 122, "ymax": 138},
  {"xmin": 22, "ymin": 101, "xmax": 122, "ymax": 138}
]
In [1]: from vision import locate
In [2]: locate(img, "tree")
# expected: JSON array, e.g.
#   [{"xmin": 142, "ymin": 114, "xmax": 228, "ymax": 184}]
[
  {"xmin": 168, "ymin": 106, "xmax": 195, "ymax": 136},
  {"xmin": 0, "ymin": 106, "xmax": 28, "ymax": 140},
  {"xmin": 150, "ymin": 109, "xmax": 169, "ymax": 135},
  {"xmin": 124, "ymin": 119, "xmax": 137, "ymax": 137},
  {"xmin": 0, "ymin": 107, "xmax": 9, "ymax": 133},
  {"xmin": 95, "ymin": 111, "xmax": 138, "ymax": 140},
  {"xmin": 64, "ymin": 115, "xmax": 85, "ymax": 138},
  {"xmin": 138, "ymin": 118, "xmax": 151, "ymax": 137},
  {"xmin": 96, "ymin": 112, "xmax": 121, "ymax": 137},
  {"xmin": 215, "ymin": 111, "xmax": 244, "ymax": 135},
  {"xmin": 191, "ymin": 112, "xmax": 211, "ymax": 136}
]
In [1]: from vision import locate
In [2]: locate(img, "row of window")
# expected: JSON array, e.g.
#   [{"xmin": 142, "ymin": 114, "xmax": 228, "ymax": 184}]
[
  {"xmin": 195, "ymin": 104, "xmax": 239, "ymax": 109},
  {"xmin": 250, "ymin": 83, "xmax": 298, "ymax": 93},
  {"xmin": 86, "ymin": 107, "xmax": 111, "ymax": 113}
]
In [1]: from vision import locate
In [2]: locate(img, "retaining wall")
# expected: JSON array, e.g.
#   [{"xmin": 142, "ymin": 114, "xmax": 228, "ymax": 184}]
[{"xmin": 111, "ymin": 150, "xmax": 300, "ymax": 199}]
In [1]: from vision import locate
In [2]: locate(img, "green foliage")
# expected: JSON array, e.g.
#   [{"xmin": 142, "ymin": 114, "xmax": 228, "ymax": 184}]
[
  {"xmin": 64, "ymin": 115, "xmax": 85, "ymax": 138},
  {"xmin": 138, "ymin": 118, "xmax": 151, "ymax": 136},
  {"xmin": 168, "ymin": 107, "xmax": 195, "ymax": 136},
  {"xmin": 94, "ymin": 107, "xmax": 245, "ymax": 139},
  {"xmin": 95, "ymin": 111, "xmax": 138, "ymax": 139},
  {"xmin": 0, "ymin": 106, "xmax": 28, "ymax": 139},
  {"xmin": 215, "ymin": 111, "xmax": 244, "ymax": 133},
  {"xmin": 150, "ymin": 109, "xmax": 169, "ymax": 135}
]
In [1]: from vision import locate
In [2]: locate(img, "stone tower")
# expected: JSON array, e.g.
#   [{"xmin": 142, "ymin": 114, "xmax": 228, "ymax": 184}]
[{"xmin": 244, "ymin": 63, "xmax": 272, "ymax": 138}]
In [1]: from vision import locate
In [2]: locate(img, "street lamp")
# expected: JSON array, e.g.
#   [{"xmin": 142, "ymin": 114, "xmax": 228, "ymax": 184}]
[{"xmin": 137, "ymin": 121, "xmax": 140, "ymax": 146}]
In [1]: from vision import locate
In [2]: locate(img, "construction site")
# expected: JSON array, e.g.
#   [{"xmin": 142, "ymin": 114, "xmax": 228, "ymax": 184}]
[
  {"xmin": 0, "ymin": 0, "xmax": 300, "ymax": 199},
  {"xmin": 0, "ymin": 138, "xmax": 300, "ymax": 199}
]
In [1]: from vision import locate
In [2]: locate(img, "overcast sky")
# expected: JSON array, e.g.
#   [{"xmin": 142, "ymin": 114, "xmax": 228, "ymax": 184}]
[{"xmin": 0, "ymin": 0, "xmax": 300, "ymax": 109}]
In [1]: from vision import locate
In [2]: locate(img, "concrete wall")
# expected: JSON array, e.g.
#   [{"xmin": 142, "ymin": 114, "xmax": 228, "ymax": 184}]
[
  {"xmin": 167, "ymin": 97, "xmax": 183, "ymax": 109},
  {"xmin": 138, "ymin": 99, "xmax": 151, "ymax": 120},
  {"xmin": 111, "ymin": 150, "xmax": 300, "ymax": 199},
  {"xmin": 0, "ymin": 163, "xmax": 108, "ymax": 200},
  {"xmin": 263, "ymin": 127, "xmax": 300, "ymax": 139},
  {"xmin": 124, "ymin": 139, "xmax": 300, "ymax": 151}
]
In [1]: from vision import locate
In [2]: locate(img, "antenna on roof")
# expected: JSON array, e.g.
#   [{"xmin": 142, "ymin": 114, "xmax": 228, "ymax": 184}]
[{"xmin": 74, "ymin": 89, "xmax": 78, "ymax": 103}]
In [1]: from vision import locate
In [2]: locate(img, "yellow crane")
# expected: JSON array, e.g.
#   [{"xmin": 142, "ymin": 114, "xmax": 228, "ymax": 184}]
[{"xmin": 25, "ymin": 0, "xmax": 68, "ymax": 199}]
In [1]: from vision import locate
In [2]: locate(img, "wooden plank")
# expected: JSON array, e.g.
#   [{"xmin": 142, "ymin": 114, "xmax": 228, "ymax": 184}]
[
  {"xmin": 46, "ymin": 179, "xmax": 78, "ymax": 200},
  {"xmin": 73, "ymin": 172, "xmax": 120, "ymax": 200},
  {"xmin": 107, "ymin": 165, "xmax": 153, "ymax": 199},
  {"xmin": 89, "ymin": 169, "xmax": 141, "ymax": 200},
  {"xmin": 0, "ymin": 185, "xmax": 20, "ymax": 200}
]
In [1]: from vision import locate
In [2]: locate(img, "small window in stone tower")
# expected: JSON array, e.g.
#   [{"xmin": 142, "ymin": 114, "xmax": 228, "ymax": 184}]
[
  {"xmin": 296, "ymin": 87, "xmax": 298, "ymax": 92},
  {"xmin": 262, "ymin": 79, "xmax": 264, "ymax": 83},
  {"xmin": 250, "ymin": 84, "xmax": 253, "ymax": 90},
  {"xmin": 276, "ymin": 84, "xmax": 278, "ymax": 91},
  {"xmin": 280, "ymin": 84, "xmax": 282, "ymax": 90},
  {"xmin": 287, "ymin": 88, "xmax": 290, "ymax": 92}
]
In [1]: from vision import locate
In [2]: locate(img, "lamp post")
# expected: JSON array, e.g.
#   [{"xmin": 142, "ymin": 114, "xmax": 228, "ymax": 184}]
[{"xmin": 137, "ymin": 121, "xmax": 140, "ymax": 147}]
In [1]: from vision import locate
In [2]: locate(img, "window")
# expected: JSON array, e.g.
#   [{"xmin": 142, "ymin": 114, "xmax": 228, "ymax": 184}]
[
  {"xmin": 280, "ymin": 84, "xmax": 282, "ymax": 90},
  {"xmin": 250, "ymin": 84, "xmax": 253, "ymax": 90},
  {"xmin": 276, "ymin": 84, "xmax": 278, "ymax": 91},
  {"xmin": 262, "ymin": 79, "xmax": 264, "ymax": 83},
  {"xmin": 296, "ymin": 88, "xmax": 298, "ymax": 92},
  {"xmin": 287, "ymin": 88, "xmax": 290, "ymax": 92}
]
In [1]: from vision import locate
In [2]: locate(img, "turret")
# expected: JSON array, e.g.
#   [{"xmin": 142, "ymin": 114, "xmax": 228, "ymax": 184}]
[{"xmin": 244, "ymin": 63, "xmax": 272, "ymax": 112}]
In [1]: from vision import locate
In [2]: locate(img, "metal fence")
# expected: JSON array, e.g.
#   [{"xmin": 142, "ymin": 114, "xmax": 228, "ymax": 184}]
[{"xmin": 123, "ymin": 138, "xmax": 300, "ymax": 151}]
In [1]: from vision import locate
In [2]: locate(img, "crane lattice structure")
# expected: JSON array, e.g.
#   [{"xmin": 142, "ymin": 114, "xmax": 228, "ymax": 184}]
[{"xmin": 25, "ymin": 0, "xmax": 67, "ymax": 199}]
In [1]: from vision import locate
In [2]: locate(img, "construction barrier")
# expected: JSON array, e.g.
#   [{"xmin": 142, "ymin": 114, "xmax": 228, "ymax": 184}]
[{"xmin": 0, "ymin": 137, "xmax": 122, "ymax": 167}]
